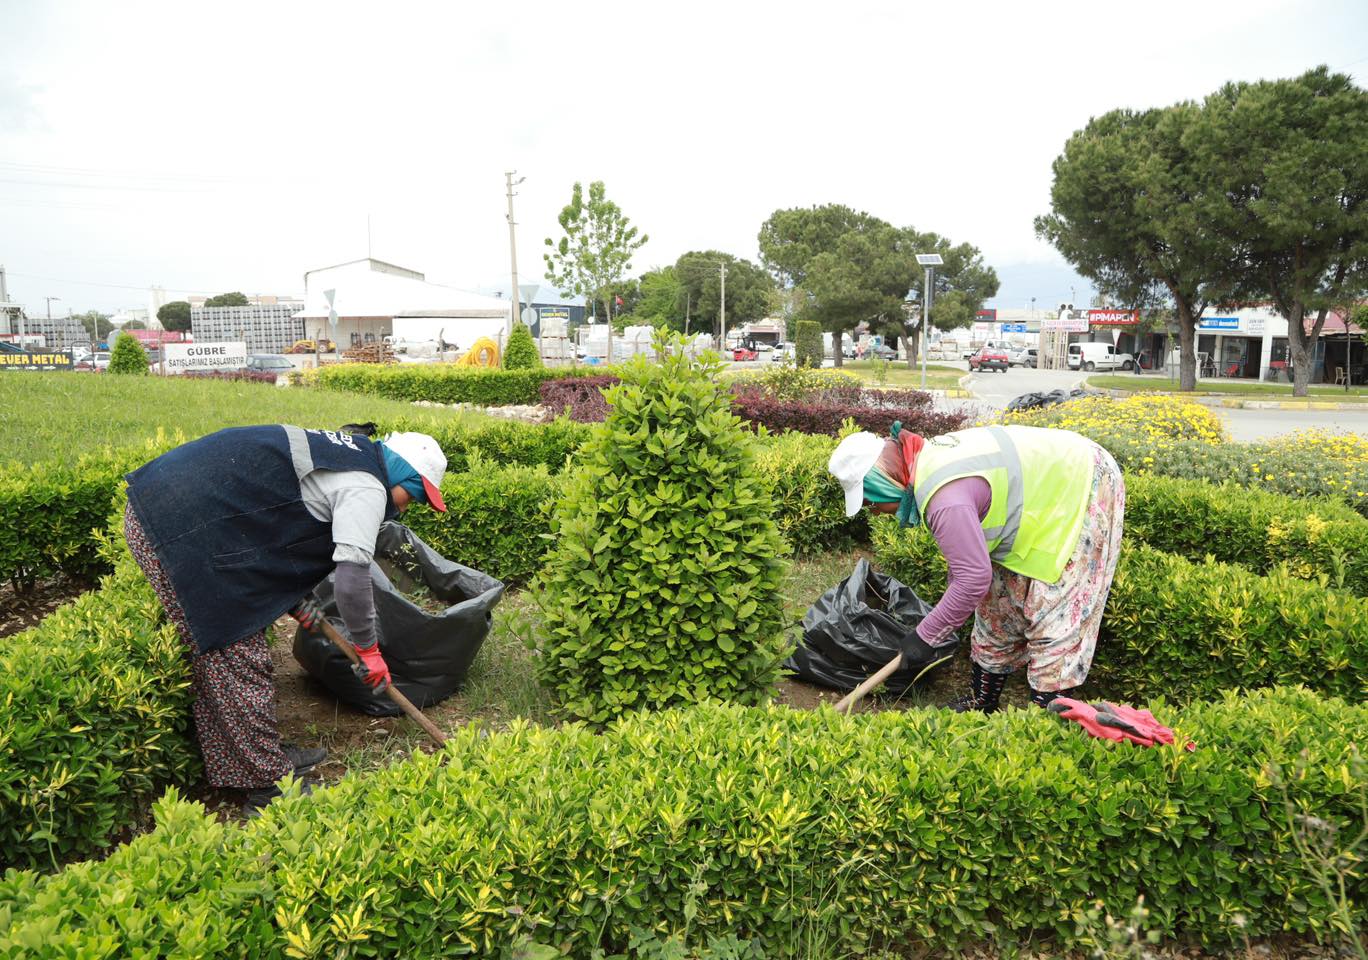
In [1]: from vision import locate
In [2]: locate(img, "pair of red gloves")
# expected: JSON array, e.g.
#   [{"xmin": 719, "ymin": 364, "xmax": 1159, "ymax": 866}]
[
  {"xmin": 290, "ymin": 600, "xmax": 390, "ymax": 691},
  {"xmin": 1047, "ymin": 698, "xmax": 1191, "ymax": 749}
]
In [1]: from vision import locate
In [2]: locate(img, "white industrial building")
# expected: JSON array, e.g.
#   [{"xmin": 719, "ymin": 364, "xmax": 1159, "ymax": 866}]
[{"xmin": 296, "ymin": 259, "xmax": 512, "ymax": 352}]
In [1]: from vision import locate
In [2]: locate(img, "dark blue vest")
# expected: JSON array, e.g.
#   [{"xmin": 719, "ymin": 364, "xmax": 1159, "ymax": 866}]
[{"xmin": 126, "ymin": 425, "xmax": 397, "ymax": 654}]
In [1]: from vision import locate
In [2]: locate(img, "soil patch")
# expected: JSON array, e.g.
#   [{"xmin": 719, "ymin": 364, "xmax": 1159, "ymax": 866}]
[{"xmin": 0, "ymin": 575, "xmax": 92, "ymax": 639}]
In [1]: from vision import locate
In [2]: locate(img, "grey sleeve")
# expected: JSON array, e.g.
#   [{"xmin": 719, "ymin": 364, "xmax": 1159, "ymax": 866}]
[
  {"xmin": 333, "ymin": 561, "xmax": 378, "ymax": 650},
  {"xmin": 298, "ymin": 469, "xmax": 389, "ymax": 564}
]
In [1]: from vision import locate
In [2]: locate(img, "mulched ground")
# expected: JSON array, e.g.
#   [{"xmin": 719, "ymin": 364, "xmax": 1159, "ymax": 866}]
[{"xmin": 0, "ymin": 575, "xmax": 91, "ymax": 639}]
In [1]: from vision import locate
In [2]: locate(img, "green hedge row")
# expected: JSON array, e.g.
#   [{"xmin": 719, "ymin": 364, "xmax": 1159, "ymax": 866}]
[
  {"xmin": 317, "ymin": 363, "xmax": 611, "ymax": 406},
  {"xmin": 872, "ymin": 518, "xmax": 1368, "ymax": 704},
  {"xmin": 0, "ymin": 534, "xmax": 198, "ymax": 872},
  {"xmin": 1124, "ymin": 473, "xmax": 1368, "ymax": 594},
  {"xmin": 3, "ymin": 690, "xmax": 1364, "ymax": 956}
]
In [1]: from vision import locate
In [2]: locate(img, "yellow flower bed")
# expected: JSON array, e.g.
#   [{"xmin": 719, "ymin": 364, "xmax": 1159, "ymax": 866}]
[
  {"xmin": 998, "ymin": 393, "xmax": 1227, "ymax": 444},
  {"xmin": 1265, "ymin": 429, "xmax": 1368, "ymax": 465}
]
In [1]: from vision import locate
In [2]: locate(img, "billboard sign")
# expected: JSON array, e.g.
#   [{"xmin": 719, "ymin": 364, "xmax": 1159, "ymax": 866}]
[
  {"xmin": 1198, "ymin": 316, "xmax": 1240, "ymax": 331},
  {"xmin": 0, "ymin": 350, "xmax": 74, "ymax": 372},
  {"xmin": 975, "ymin": 309, "xmax": 997, "ymax": 323},
  {"xmin": 1001, "ymin": 323, "xmax": 1026, "ymax": 333},
  {"xmin": 162, "ymin": 341, "xmax": 248, "ymax": 374},
  {"xmin": 1088, "ymin": 309, "xmax": 1139, "ymax": 327},
  {"xmin": 1042, "ymin": 316, "xmax": 1089, "ymax": 332}
]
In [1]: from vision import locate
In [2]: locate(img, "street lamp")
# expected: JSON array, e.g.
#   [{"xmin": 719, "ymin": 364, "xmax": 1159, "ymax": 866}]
[{"xmin": 915, "ymin": 254, "xmax": 943, "ymax": 390}]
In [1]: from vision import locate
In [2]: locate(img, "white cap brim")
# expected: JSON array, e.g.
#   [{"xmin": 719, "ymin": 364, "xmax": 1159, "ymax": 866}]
[{"xmin": 827, "ymin": 432, "xmax": 886, "ymax": 518}]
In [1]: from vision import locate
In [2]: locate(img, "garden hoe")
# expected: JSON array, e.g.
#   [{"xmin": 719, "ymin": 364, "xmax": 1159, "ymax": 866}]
[
  {"xmin": 292, "ymin": 606, "xmax": 448, "ymax": 747},
  {"xmin": 834, "ymin": 652, "xmax": 953, "ymax": 715}
]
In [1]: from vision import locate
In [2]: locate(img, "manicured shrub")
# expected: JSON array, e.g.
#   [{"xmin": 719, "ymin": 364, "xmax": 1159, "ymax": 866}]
[
  {"xmin": 1124, "ymin": 473, "xmax": 1368, "ymax": 594},
  {"xmin": 729, "ymin": 386, "xmax": 970, "ymax": 437},
  {"xmin": 728, "ymin": 364, "xmax": 860, "ymax": 401},
  {"xmin": 999, "ymin": 393, "xmax": 1227, "ymax": 443},
  {"xmin": 872, "ymin": 518, "xmax": 1368, "ymax": 704},
  {"xmin": 794, "ymin": 319, "xmax": 822, "ymax": 367},
  {"xmin": 502, "ymin": 320, "xmax": 542, "ymax": 369},
  {"xmin": 107, "ymin": 333, "xmax": 149, "ymax": 375},
  {"xmin": 536, "ymin": 346, "xmax": 789, "ymax": 723},
  {"xmin": 377, "ymin": 415, "xmax": 590, "ymax": 475},
  {"xmin": 316, "ymin": 363, "xmax": 605, "ymax": 406},
  {"xmin": 0, "ymin": 522, "xmax": 198, "ymax": 871},
  {"xmin": 753, "ymin": 432, "xmax": 867, "ymax": 554},
  {"xmin": 3, "ymin": 690, "xmax": 1365, "ymax": 955},
  {"xmin": 399, "ymin": 463, "xmax": 560, "ymax": 584},
  {"xmin": 538, "ymin": 374, "xmax": 621, "ymax": 422}
]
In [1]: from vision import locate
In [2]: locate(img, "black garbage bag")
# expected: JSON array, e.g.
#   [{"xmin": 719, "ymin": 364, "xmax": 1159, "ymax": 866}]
[
  {"xmin": 1005, "ymin": 387, "xmax": 1087, "ymax": 412},
  {"xmin": 292, "ymin": 522, "xmax": 505, "ymax": 716},
  {"xmin": 783, "ymin": 557, "xmax": 957, "ymax": 695}
]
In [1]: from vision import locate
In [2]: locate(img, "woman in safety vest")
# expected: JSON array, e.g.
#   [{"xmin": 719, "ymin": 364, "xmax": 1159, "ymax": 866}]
[
  {"xmin": 123, "ymin": 425, "xmax": 448, "ymax": 814},
  {"xmin": 828, "ymin": 424, "xmax": 1125, "ymax": 712}
]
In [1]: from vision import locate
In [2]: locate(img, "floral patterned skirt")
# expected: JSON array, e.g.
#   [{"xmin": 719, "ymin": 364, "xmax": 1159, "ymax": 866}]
[{"xmin": 969, "ymin": 443, "xmax": 1126, "ymax": 692}]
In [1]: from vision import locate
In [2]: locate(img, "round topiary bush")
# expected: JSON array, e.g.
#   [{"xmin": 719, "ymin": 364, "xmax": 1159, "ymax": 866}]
[
  {"xmin": 502, "ymin": 321, "xmax": 541, "ymax": 369},
  {"xmin": 535, "ymin": 339, "xmax": 789, "ymax": 722},
  {"xmin": 794, "ymin": 320, "xmax": 822, "ymax": 368},
  {"xmin": 108, "ymin": 333, "xmax": 149, "ymax": 375}
]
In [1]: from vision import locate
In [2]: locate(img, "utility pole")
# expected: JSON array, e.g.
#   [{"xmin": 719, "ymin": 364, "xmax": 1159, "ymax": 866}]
[
  {"xmin": 504, "ymin": 171, "xmax": 525, "ymax": 350},
  {"xmin": 718, "ymin": 261, "xmax": 727, "ymax": 353},
  {"xmin": 42, "ymin": 296, "xmax": 60, "ymax": 349}
]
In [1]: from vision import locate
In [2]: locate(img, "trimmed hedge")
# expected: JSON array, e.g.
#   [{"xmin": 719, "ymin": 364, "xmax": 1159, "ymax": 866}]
[
  {"xmin": 539, "ymin": 374, "xmax": 620, "ymax": 422},
  {"xmin": 316, "ymin": 363, "xmax": 608, "ymax": 406},
  {"xmin": 872, "ymin": 518, "xmax": 1368, "ymax": 704},
  {"xmin": 753, "ymin": 431, "xmax": 866, "ymax": 554},
  {"xmin": 729, "ymin": 386, "xmax": 970, "ymax": 437},
  {"xmin": 1124, "ymin": 473, "xmax": 1368, "ymax": 594},
  {"xmin": 795, "ymin": 319, "xmax": 822, "ymax": 367},
  {"xmin": 0, "ymin": 528, "xmax": 198, "ymax": 872},
  {"xmin": 2, "ymin": 690, "xmax": 1365, "ymax": 955},
  {"xmin": 502, "ymin": 320, "xmax": 541, "ymax": 369}
]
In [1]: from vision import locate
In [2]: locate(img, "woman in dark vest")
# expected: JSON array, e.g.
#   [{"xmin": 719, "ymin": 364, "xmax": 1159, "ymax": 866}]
[{"xmin": 124, "ymin": 425, "xmax": 447, "ymax": 813}]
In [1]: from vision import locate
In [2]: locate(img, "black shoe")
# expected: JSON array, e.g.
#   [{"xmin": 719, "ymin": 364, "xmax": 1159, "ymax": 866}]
[
  {"xmin": 242, "ymin": 779, "xmax": 315, "ymax": 819},
  {"xmin": 282, "ymin": 742, "xmax": 327, "ymax": 775},
  {"xmin": 948, "ymin": 662, "xmax": 1010, "ymax": 714},
  {"xmin": 1030, "ymin": 686, "xmax": 1078, "ymax": 709}
]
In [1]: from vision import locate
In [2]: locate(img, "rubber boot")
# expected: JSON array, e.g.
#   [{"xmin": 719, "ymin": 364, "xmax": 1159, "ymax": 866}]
[{"xmin": 949, "ymin": 662, "xmax": 1009, "ymax": 714}]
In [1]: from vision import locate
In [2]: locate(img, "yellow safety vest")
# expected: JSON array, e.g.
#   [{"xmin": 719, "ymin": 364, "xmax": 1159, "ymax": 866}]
[{"xmin": 912, "ymin": 425, "xmax": 1096, "ymax": 584}]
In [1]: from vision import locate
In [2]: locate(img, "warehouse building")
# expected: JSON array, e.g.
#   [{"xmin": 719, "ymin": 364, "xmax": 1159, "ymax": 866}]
[{"xmin": 192, "ymin": 300, "xmax": 305, "ymax": 354}]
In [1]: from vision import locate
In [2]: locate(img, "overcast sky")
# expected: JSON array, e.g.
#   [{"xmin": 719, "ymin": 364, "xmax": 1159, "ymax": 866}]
[{"xmin": 2, "ymin": 0, "xmax": 1365, "ymax": 316}]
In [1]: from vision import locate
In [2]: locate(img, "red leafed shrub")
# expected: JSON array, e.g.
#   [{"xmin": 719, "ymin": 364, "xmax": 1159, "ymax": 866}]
[
  {"xmin": 728, "ymin": 386, "xmax": 970, "ymax": 437},
  {"xmin": 182, "ymin": 369, "xmax": 279, "ymax": 384},
  {"xmin": 539, "ymin": 375, "xmax": 621, "ymax": 422}
]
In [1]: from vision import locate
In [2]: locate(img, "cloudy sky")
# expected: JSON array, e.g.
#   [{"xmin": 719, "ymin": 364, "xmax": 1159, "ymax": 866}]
[{"xmin": 2, "ymin": 0, "xmax": 1365, "ymax": 316}]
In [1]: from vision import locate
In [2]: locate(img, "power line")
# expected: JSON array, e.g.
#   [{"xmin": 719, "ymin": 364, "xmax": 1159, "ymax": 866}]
[{"xmin": 4, "ymin": 270, "xmax": 227, "ymax": 296}]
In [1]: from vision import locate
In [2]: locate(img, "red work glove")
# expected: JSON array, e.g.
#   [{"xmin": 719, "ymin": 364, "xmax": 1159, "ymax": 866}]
[
  {"xmin": 352, "ymin": 642, "xmax": 391, "ymax": 692},
  {"xmin": 1047, "ymin": 698, "xmax": 1178, "ymax": 748},
  {"xmin": 289, "ymin": 598, "xmax": 324, "ymax": 631}
]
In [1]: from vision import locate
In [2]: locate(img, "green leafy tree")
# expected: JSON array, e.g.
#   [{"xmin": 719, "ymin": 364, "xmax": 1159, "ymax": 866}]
[
  {"xmin": 73, "ymin": 311, "xmax": 113, "ymax": 342},
  {"xmin": 108, "ymin": 332, "xmax": 149, "ymax": 375},
  {"xmin": 203, "ymin": 292, "xmax": 249, "ymax": 308},
  {"xmin": 1198, "ymin": 67, "xmax": 1368, "ymax": 396},
  {"xmin": 502, "ymin": 321, "xmax": 541, "ymax": 369},
  {"xmin": 758, "ymin": 204, "xmax": 886, "ymax": 288},
  {"xmin": 535, "ymin": 337, "xmax": 789, "ymax": 723},
  {"xmin": 157, "ymin": 301, "xmax": 192, "ymax": 333},
  {"xmin": 122, "ymin": 320, "xmax": 147, "ymax": 331},
  {"xmin": 794, "ymin": 320, "xmax": 823, "ymax": 367},
  {"xmin": 675, "ymin": 251, "xmax": 774, "ymax": 342},
  {"xmin": 898, "ymin": 230, "xmax": 1000, "ymax": 367},
  {"xmin": 544, "ymin": 181, "xmax": 649, "ymax": 355},
  {"xmin": 631, "ymin": 266, "xmax": 686, "ymax": 331},
  {"xmin": 1038, "ymin": 103, "xmax": 1241, "ymax": 391}
]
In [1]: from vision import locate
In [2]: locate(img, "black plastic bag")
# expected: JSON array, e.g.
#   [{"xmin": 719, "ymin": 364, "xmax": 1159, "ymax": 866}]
[
  {"xmin": 784, "ymin": 557, "xmax": 957, "ymax": 694},
  {"xmin": 1005, "ymin": 387, "xmax": 1086, "ymax": 412},
  {"xmin": 292, "ymin": 522, "xmax": 505, "ymax": 715}
]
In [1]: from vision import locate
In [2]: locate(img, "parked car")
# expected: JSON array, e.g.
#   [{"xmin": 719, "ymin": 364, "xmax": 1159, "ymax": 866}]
[
  {"xmin": 92, "ymin": 352, "xmax": 111, "ymax": 372},
  {"xmin": 733, "ymin": 346, "xmax": 759, "ymax": 362},
  {"xmin": 1006, "ymin": 346, "xmax": 1031, "ymax": 366},
  {"xmin": 968, "ymin": 346, "xmax": 1010, "ymax": 372},
  {"xmin": 1067, "ymin": 342, "xmax": 1134, "ymax": 372},
  {"xmin": 870, "ymin": 344, "xmax": 898, "ymax": 360},
  {"xmin": 246, "ymin": 354, "xmax": 295, "ymax": 374},
  {"xmin": 771, "ymin": 344, "xmax": 795, "ymax": 362}
]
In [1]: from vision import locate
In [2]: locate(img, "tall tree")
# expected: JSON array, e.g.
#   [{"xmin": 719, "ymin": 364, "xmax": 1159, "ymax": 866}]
[
  {"xmin": 543, "ymin": 181, "xmax": 648, "ymax": 358},
  {"xmin": 73, "ymin": 310, "xmax": 113, "ymax": 342},
  {"xmin": 1036, "ymin": 104, "xmax": 1232, "ymax": 391},
  {"xmin": 758, "ymin": 204, "xmax": 885, "ymax": 288},
  {"xmin": 157, "ymin": 300, "xmax": 192, "ymax": 332},
  {"xmin": 897, "ymin": 230, "xmax": 999, "ymax": 367},
  {"xmin": 203, "ymin": 292, "xmax": 249, "ymax": 307},
  {"xmin": 675, "ymin": 251, "xmax": 774, "ymax": 342},
  {"xmin": 1199, "ymin": 67, "xmax": 1368, "ymax": 396},
  {"xmin": 632, "ymin": 266, "xmax": 686, "ymax": 331}
]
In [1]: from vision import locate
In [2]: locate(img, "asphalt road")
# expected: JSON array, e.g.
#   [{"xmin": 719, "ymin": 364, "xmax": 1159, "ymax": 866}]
[{"xmin": 957, "ymin": 365, "xmax": 1368, "ymax": 442}]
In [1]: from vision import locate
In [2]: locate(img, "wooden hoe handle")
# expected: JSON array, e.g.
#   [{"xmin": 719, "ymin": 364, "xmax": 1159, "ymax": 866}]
[
  {"xmin": 833, "ymin": 654, "xmax": 903, "ymax": 715},
  {"xmin": 315, "ymin": 618, "xmax": 448, "ymax": 747}
]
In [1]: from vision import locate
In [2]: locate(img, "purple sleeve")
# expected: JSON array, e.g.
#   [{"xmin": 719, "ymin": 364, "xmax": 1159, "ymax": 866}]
[{"xmin": 914, "ymin": 476, "xmax": 993, "ymax": 646}]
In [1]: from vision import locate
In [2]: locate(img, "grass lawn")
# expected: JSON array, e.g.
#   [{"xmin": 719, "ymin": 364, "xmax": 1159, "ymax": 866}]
[
  {"xmin": 837, "ymin": 359, "xmax": 965, "ymax": 391},
  {"xmin": 0, "ymin": 373, "xmax": 486, "ymax": 466},
  {"xmin": 1088, "ymin": 373, "xmax": 1368, "ymax": 400}
]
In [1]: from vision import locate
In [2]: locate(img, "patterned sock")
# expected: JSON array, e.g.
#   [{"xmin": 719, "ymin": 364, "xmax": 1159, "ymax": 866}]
[{"xmin": 1030, "ymin": 686, "xmax": 1077, "ymax": 708}]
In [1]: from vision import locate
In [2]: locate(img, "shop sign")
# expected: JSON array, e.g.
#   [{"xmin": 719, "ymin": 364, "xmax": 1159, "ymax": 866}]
[
  {"xmin": 1199, "ymin": 317, "xmax": 1240, "ymax": 330},
  {"xmin": 1001, "ymin": 323, "xmax": 1026, "ymax": 333},
  {"xmin": 162, "ymin": 341, "xmax": 247, "ymax": 373},
  {"xmin": 1042, "ymin": 316, "xmax": 1089, "ymax": 332},
  {"xmin": 1087, "ymin": 309, "xmax": 1139, "ymax": 326},
  {"xmin": 0, "ymin": 350, "xmax": 74, "ymax": 371}
]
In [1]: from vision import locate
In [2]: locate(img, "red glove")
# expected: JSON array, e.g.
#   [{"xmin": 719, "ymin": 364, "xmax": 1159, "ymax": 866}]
[
  {"xmin": 289, "ymin": 598, "xmax": 324, "ymax": 631},
  {"xmin": 352, "ymin": 643, "xmax": 391, "ymax": 691},
  {"xmin": 1047, "ymin": 698, "xmax": 1178, "ymax": 748}
]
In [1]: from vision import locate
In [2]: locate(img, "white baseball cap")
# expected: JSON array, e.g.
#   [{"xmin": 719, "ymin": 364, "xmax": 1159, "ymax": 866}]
[
  {"xmin": 382, "ymin": 432, "xmax": 448, "ymax": 512},
  {"xmin": 828, "ymin": 431, "xmax": 886, "ymax": 518}
]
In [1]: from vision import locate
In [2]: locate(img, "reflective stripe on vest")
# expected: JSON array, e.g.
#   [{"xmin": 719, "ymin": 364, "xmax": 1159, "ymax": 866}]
[{"xmin": 913, "ymin": 426, "xmax": 1023, "ymax": 561}]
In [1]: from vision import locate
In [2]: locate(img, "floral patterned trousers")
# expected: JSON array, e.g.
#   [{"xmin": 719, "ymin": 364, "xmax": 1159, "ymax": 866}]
[
  {"xmin": 124, "ymin": 505, "xmax": 292, "ymax": 789},
  {"xmin": 970, "ymin": 444, "xmax": 1125, "ymax": 692}
]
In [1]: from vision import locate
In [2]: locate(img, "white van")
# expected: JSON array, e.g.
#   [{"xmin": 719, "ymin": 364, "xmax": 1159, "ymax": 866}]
[{"xmin": 1068, "ymin": 342, "xmax": 1134, "ymax": 372}]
